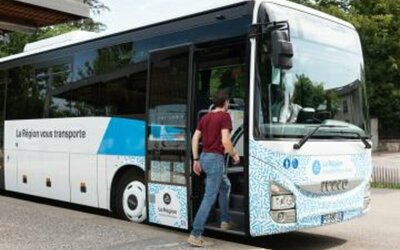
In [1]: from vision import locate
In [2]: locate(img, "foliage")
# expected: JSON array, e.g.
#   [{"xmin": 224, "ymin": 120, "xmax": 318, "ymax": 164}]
[
  {"xmin": 78, "ymin": 43, "xmax": 134, "ymax": 78},
  {"xmin": 5, "ymin": 66, "xmax": 45, "ymax": 119},
  {"xmin": 294, "ymin": 74, "xmax": 326, "ymax": 110},
  {"xmin": 209, "ymin": 66, "xmax": 246, "ymax": 100},
  {"xmin": 289, "ymin": 0, "xmax": 400, "ymax": 138},
  {"xmin": 371, "ymin": 182, "xmax": 400, "ymax": 189},
  {"xmin": 0, "ymin": 0, "xmax": 108, "ymax": 58},
  {"xmin": 84, "ymin": 0, "xmax": 109, "ymax": 16}
]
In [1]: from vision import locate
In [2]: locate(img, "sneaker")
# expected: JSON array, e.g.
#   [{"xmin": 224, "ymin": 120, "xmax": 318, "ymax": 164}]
[
  {"xmin": 187, "ymin": 235, "xmax": 210, "ymax": 247},
  {"xmin": 220, "ymin": 221, "xmax": 236, "ymax": 230}
]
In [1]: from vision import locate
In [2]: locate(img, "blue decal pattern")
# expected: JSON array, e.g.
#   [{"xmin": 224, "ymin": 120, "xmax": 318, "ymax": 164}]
[
  {"xmin": 312, "ymin": 160, "xmax": 321, "ymax": 175},
  {"xmin": 148, "ymin": 183, "xmax": 188, "ymax": 229},
  {"xmin": 283, "ymin": 158, "xmax": 291, "ymax": 169},
  {"xmin": 113, "ymin": 155, "xmax": 145, "ymax": 171},
  {"xmin": 249, "ymin": 139, "xmax": 372, "ymax": 236},
  {"xmin": 292, "ymin": 158, "xmax": 299, "ymax": 169},
  {"xmin": 98, "ymin": 118, "xmax": 145, "ymax": 156}
]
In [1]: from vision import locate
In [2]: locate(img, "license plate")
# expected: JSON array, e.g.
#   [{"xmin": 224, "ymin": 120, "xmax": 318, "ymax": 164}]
[{"xmin": 322, "ymin": 212, "xmax": 343, "ymax": 225}]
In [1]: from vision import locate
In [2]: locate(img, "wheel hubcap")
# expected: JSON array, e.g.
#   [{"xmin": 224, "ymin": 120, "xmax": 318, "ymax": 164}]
[
  {"xmin": 127, "ymin": 195, "xmax": 138, "ymax": 210},
  {"xmin": 122, "ymin": 180, "xmax": 146, "ymax": 223}
]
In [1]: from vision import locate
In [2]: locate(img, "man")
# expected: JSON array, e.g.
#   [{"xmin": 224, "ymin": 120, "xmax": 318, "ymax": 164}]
[{"xmin": 187, "ymin": 89, "xmax": 240, "ymax": 247}]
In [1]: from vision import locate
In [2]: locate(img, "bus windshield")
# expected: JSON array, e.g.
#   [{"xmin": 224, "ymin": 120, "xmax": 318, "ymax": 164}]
[{"xmin": 254, "ymin": 3, "xmax": 369, "ymax": 139}]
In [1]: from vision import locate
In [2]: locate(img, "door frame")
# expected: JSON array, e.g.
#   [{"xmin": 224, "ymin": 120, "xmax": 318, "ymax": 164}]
[{"xmin": 145, "ymin": 43, "xmax": 195, "ymax": 229}]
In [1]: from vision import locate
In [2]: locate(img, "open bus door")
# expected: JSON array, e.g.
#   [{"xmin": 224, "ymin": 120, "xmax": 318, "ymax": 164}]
[
  {"xmin": 191, "ymin": 41, "xmax": 248, "ymax": 235},
  {"xmin": 145, "ymin": 44, "xmax": 194, "ymax": 229}
]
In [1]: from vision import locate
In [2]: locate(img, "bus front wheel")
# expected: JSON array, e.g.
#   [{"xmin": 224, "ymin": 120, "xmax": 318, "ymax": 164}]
[{"xmin": 115, "ymin": 172, "xmax": 147, "ymax": 223}]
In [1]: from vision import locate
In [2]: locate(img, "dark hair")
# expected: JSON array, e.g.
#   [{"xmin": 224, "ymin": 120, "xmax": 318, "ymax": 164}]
[{"xmin": 213, "ymin": 89, "xmax": 230, "ymax": 108}]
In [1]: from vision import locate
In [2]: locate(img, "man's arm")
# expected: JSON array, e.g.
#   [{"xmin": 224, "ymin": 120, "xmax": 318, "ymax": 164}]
[
  {"xmin": 192, "ymin": 130, "xmax": 202, "ymax": 176},
  {"xmin": 221, "ymin": 129, "xmax": 240, "ymax": 165},
  {"xmin": 192, "ymin": 130, "xmax": 201, "ymax": 160}
]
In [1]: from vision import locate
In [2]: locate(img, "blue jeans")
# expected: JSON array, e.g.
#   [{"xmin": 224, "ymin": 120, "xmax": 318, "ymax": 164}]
[{"xmin": 191, "ymin": 152, "xmax": 231, "ymax": 237}]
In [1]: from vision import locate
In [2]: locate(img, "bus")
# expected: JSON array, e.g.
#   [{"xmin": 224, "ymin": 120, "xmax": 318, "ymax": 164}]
[{"xmin": 0, "ymin": 0, "xmax": 372, "ymax": 237}]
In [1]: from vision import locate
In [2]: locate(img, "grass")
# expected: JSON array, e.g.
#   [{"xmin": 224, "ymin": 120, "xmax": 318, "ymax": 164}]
[{"xmin": 371, "ymin": 182, "xmax": 400, "ymax": 189}]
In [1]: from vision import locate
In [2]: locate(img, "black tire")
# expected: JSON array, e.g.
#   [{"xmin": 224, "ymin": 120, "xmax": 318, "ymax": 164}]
[{"xmin": 113, "ymin": 170, "xmax": 147, "ymax": 223}]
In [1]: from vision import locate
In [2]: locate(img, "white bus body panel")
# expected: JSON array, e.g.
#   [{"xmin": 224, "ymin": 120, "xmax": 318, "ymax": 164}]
[
  {"xmin": 4, "ymin": 118, "xmax": 108, "ymax": 204},
  {"xmin": 70, "ymin": 154, "xmax": 98, "ymax": 207},
  {"xmin": 98, "ymin": 155, "xmax": 108, "ymax": 210},
  {"xmin": 4, "ymin": 150, "xmax": 17, "ymax": 191},
  {"xmin": 18, "ymin": 151, "xmax": 70, "ymax": 201},
  {"xmin": 5, "ymin": 118, "xmax": 109, "ymax": 154},
  {"xmin": 4, "ymin": 117, "xmax": 145, "ymax": 210},
  {"xmin": 248, "ymin": 139, "xmax": 372, "ymax": 236}
]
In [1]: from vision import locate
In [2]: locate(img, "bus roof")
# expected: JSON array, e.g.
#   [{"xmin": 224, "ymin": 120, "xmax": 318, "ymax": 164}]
[{"xmin": 0, "ymin": 0, "xmax": 355, "ymax": 65}]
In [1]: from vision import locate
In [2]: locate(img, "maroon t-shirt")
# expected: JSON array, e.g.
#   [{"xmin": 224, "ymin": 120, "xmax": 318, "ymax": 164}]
[{"xmin": 197, "ymin": 111, "xmax": 232, "ymax": 155}]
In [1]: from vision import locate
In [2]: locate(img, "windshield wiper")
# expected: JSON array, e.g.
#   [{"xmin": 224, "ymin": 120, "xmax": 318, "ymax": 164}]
[
  {"xmin": 293, "ymin": 125, "xmax": 346, "ymax": 150},
  {"xmin": 328, "ymin": 130, "xmax": 372, "ymax": 149}
]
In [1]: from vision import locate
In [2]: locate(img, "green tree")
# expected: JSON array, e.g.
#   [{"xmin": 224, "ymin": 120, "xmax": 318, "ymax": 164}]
[
  {"xmin": 294, "ymin": 74, "xmax": 326, "ymax": 110},
  {"xmin": 290, "ymin": 0, "xmax": 400, "ymax": 137},
  {"xmin": 0, "ymin": 0, "xmax": 108, "ymax": 58}
]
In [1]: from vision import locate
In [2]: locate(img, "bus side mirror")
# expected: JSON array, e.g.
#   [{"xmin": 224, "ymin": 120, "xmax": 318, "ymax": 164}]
[{"xmin": 271, "ymin": 30, "xmax": 293, "ymax": 70}]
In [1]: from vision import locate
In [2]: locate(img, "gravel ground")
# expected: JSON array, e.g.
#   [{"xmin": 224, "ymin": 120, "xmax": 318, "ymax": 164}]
[
  {"xmin": 0, "ymin": 192, "xmax": 261, "ymax": 250},
  {"xmin": 1, "ymin": 188, "xmax": 399, "ymax": 250}
]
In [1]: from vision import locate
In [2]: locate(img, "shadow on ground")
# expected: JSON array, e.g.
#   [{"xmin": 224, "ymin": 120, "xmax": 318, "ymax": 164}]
[
  {"xmin": 206, "ymin": 230, "xmax": 347, "ymax": 250},
  {"xmin": 0, "ymin": 190, "xmax": 111, "ymax": 217}
]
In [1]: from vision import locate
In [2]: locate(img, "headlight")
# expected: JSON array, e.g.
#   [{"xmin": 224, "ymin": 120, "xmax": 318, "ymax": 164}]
[
  {"xmin": 271, "ymin": 209, "xmax": 296, "ymax": 224},
  {"xmin": 270, "ymin": 182, "xmax": 297, "ymax": 223},
  {"xmin": 271, "ymin": 194, "xmax": 296, "ymax": 210}
]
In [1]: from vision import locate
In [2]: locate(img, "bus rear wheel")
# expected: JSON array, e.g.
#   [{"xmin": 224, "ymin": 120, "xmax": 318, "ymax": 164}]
[{"xmin": 114, "ymin": 172, "xmax": 147, "ymax": 223}]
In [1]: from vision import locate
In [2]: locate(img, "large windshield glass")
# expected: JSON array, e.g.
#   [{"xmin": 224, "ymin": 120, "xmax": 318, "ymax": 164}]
[{"xmin": 254, "ymin": 3, "xmax": 369, "ymax": 139}]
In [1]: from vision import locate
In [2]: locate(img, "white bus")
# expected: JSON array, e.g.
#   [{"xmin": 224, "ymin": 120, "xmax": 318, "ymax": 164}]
[{"xmin": 0, "ymin": 0, "xmax": 372, "ymax": 237}]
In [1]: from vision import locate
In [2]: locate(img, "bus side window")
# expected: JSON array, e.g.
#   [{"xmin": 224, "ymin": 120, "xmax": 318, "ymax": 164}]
[
  {"xmin": 5, "ymin": 66, "xmax": 47, "ymax": 120},
  {"xmin": 50, "ymin": 66, "xmax": 147, "ymax": 119}
]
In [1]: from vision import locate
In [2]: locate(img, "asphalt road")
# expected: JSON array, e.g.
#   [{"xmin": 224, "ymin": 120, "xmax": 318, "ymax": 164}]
[{"xmin": 0, "ymin": 189, "xmax": 399, "ymax": 250}]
